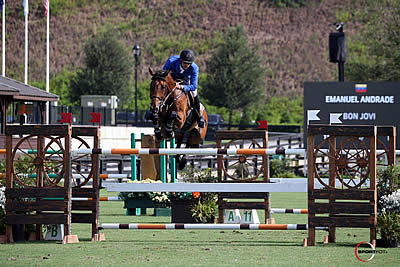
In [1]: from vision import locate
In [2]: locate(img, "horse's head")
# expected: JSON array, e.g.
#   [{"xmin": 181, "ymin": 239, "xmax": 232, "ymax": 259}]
[{"xmin": 148, "ymin": 68, "xmax": 175, "ymax": 118}]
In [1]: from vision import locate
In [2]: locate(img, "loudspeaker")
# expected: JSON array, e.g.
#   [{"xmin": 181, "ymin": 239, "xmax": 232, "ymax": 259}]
[{"xmin": 329, "ymin": 32, "xmax": 346, "ymax": 63}]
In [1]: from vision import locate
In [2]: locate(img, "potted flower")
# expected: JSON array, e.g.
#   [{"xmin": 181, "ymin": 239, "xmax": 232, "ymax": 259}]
[
  {"xmin": 169, "ymin": 192, "xmax": 200, "ymax": 223},
  {"xmin": 152, "ymin": 191, "xmax": 171, "ymax": 216},
  {"xmin": 170, "ymin": 167, "xmax": 218, "ymax": 223},
  {"xmin": 191, "ymin": 192, "xmax": 218, "ymax": 223},
  {"xmin": 119, "ymin": 179, "xmax": 160, "ymax": 215},
  {"xmin": 377, "ymin": 166, "xmax": 400, "ymax": 247}
]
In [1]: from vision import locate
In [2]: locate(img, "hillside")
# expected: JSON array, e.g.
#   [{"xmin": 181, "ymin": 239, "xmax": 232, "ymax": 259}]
[{"xmin": 1, "ymin": 0, "xmax": 358, "ymax": 98}]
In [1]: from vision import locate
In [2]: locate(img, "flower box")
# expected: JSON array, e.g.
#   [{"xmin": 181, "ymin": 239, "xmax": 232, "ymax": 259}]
[
  {"xmin": 154, "ymin": 207, "xmax": 171, "ymax": 216},
  {"xmin": 171, "ymin": 199, "xmax": 197, "ymax": 223},
  {"xmin": 124, "ymin": 198, "xmax": 155, "ymax": 216}
]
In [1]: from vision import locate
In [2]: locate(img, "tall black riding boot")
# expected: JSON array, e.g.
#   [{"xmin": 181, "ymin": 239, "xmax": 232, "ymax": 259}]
[{"xmin": 194, "ymin": 95, "xmax": 205, "ymax": 128}]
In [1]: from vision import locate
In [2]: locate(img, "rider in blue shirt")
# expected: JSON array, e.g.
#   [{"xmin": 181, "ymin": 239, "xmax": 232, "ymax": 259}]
[{"xmin": 146, "ymin": 49, "xmax": 205, "ymax": 128}]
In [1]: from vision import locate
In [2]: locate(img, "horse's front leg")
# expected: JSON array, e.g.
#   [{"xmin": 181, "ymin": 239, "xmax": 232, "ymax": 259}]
[
  {"xmin": 165, "ymin": 111, "xmax": 177, "ymax": 139},
  {"xmin": 173, "ymin": 133, "xmax": 187, "ymax": 170},
  {"xmin": 153, "ymin": 119, "xmax": 163, "ymax": 141}
]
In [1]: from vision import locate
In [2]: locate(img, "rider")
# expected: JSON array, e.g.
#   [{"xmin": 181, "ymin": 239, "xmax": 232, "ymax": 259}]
[{"xmin": 145, "ymin": 49, "xmax": 205, "ymax": 128}]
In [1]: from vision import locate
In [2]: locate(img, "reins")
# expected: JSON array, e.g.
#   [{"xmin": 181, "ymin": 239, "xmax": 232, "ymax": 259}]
[{"xmin": 150, "ymin": 76, "xmax": 183, "ymax": 113}]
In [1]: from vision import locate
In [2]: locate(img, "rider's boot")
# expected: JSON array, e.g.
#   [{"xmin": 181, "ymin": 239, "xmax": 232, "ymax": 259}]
[{"xmin": 194, "ymin": 95, "xmax": 205, "ymax": 128}]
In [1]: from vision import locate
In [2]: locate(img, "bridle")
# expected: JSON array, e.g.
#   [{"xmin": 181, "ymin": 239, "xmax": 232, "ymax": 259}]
[{"xmin": 150, "ymin": 76, "xmax": 181, "ymax": 116}]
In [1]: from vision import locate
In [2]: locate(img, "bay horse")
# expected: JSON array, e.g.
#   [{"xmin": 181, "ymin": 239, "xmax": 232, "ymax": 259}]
[{"xmin": 148, "ymin": 68, "xmax": 208, "ymax": 170}]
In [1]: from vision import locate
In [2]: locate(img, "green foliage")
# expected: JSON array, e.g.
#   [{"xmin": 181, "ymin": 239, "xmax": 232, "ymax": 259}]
[
  {"xmin": 70, "ymin": 30, "xmax": 132, "ymax": 106},
  {"xmin": 378, "ymin": 212, "xmax": 400, "ymax": 246},
  {"xmin": 253, "ymin": 96, "xmax": 303, "ymax": 125},
  {"xmin": 377, "ymin": 165, "xmax": 400, "ymax": 209},
  {"xmin": 377, "ymin": 165, "xmax": 400, "ymax": 246},
  {"xmin": 191, "ymin": 195, "xmax": 218, "ymax": 223},
  {"xmin": 178, "ymin": 167, "xmax": 218, "ymax": 222},
  {"xmin": 203, "ymin": 26, "xmax": 265, "ymax": 125},
  {"xmin": 269, "ymin": 158, "xmax": 297, "ymax": 178},
  {"xmin": 31, "ymin": 70, "xmax": 77, "ymax": 106},
  {"xmin": 344, "ymin": 0, "xmax": 400, "ymax": 81}
]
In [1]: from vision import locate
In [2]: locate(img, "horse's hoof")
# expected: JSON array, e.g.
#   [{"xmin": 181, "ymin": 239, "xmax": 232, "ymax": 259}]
[
  {"xmin": 166, "ymin": 131, "xmax": 174, "ymax": 139},
  {"xmin": 155, "ymin": 131, "xmax": 163, "ymax": 140}
]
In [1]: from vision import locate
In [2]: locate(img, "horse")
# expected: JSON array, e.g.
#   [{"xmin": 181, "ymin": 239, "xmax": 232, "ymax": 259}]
[{"xmin": 148, "ymin": 68, "xmax": 208, "ymax": 170}]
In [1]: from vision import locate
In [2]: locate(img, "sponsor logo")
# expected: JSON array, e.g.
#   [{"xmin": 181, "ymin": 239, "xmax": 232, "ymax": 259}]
[{"xmin": 354, "ymin": 241, "xmax": 388, "ymax": 262}]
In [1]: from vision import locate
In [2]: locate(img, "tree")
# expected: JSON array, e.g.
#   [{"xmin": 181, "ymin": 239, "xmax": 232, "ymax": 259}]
[
  {"xmin": 346, "ymin": 0, "xmax": 400, "ymax": 81},
  {"xmin": 203, "ymin": 26, "xmax": 265, "ymax": 127},
  {"xmin": 70, "ymin": 30, "xmax": 132, "ymax": 105}
]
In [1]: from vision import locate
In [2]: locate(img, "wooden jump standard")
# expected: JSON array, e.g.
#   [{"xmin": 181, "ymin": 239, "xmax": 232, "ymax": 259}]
[{"xmin": 306, "ymin": 125, "xmax": 396, "ymax": 247}]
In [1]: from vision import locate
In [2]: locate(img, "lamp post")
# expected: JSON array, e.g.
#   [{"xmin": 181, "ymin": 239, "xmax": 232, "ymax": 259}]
[
  {"xmin": 133, "ymin": 44, "xmax": 140, "ymax": 125},
  {"xmin": 329, "ymin": 23, "xmax": 346, "ymax": 82}
]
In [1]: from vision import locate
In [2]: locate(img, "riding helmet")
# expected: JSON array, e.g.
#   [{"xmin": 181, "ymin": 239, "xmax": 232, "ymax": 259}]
[{"xmin": 180, "ymin": 49, "xmax": 195, "ymax": 64}]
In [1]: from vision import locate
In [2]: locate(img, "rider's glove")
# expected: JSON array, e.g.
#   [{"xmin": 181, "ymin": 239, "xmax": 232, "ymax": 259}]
[{"xmin": 177, "ymin": 84, "xmax": 184, "ymax": 90}]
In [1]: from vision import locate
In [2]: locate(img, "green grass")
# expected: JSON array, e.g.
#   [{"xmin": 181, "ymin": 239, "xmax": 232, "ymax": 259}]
[{"xmin": 0, "ymin": 191, "xmax": 399, "ymax": 266}]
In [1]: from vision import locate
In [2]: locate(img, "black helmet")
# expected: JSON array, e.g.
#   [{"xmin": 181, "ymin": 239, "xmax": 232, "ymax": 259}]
[{"xmin": 180, "ymin": 49, "xmax": 195, "ymax": 64}]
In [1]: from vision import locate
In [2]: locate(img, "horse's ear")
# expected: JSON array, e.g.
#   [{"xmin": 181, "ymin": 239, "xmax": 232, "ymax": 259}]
[
  {"xmin": 149, "ymin": 67, "xmax": 155, "ymax": 76},
  {"xmin": 163, "ymin": 69, "xmax": 170, "ymax": 77}
]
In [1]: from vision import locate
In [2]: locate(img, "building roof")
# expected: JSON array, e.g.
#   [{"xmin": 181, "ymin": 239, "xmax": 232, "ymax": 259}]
[{"xmin": 0, "ymin": 76, "xmax": 58, "ymax": 102}]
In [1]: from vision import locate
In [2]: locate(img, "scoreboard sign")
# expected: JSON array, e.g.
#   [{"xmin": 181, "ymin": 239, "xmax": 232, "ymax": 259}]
[{"xmin": 304, "ymin": 82, "xmax": 400, "ymax": 148}]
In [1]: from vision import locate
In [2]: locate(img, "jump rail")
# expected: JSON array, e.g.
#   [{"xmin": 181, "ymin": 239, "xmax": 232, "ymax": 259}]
[
  {"xmin": 3, "ymin": 148, "xmax": 397, "ymax": 156},
  {"xmin": 106, "ymin": 182, "xmax": 307, "ymax": 193},
  {"xmin": 100, "ymin": 223, "xmax": 327, "ymax": 230}
]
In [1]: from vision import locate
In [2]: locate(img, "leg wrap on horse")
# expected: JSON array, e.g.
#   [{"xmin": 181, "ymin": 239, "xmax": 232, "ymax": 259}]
[
  {"xmin": 165, "ymin": 111, "xmax": 177, "ymax": 138},
  {"xmin": 154, "ymin": 127, "xmax": 162, "ymax": 140}
]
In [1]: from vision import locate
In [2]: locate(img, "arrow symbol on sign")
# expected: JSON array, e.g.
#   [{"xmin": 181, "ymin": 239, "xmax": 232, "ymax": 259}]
[
  {"xmin": 330, "ymin": 113, "xmax": 343, "ymax": 124},
  {"xmin": 307, "ymin": 110, "xmax": 320, "ymax": 125}
]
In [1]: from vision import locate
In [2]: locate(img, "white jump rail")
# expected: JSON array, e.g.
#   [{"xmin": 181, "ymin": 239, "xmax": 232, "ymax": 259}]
[
  {"xmin": 106, "ymin": 182, "xmax": 307, "ymax": 193},
  {"xmin": 71, "ymin": 147, "xmax": 398, "ymax": 156},
  {"xmin": 101, "ymin": 223, "xmax": 327, "ymax": 231}
]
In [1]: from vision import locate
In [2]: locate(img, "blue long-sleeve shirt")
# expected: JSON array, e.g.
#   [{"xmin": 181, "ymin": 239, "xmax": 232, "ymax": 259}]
[{"xmin": 163, "ymin": 55, "xmax": 199, "ymax": 93}]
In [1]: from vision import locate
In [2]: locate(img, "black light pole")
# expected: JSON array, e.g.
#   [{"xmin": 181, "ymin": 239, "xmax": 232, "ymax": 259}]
[
  {"xmin": 133, "ymin": 44, "xmax": 140, "ymax": 125},
  {"xmin": 329, "ymin": 23, "xmax": 346, "ymax": 82}
]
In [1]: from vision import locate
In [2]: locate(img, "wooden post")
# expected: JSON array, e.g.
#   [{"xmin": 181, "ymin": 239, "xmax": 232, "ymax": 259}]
[
  {"xmin": 64, "ymin": 126, "xmax": 72, "ymax": 237},
  {"xmin": 369, "ymin": 127, "xmax": 377, "ymax": 247},
  {"xmin": 92, "ymin": 128, "xmax": 100, "ymax": 240},
  {"xmin": 216, "ymin": 137, "xmax": 222, "ymax": 182},
  {"xmin": 389, "ymin": 127, "xmax": 396, "ymax": 166},
  {"xmin": 262, "ymin": 130, "xmax": 270, "ymax": 223},
  {"xmin": 307, "ymin": 133, "xmax": 315, "ymax": 246},
  {"xmin": 5, "ymin": 133, "xmax": 13, "ymax": 243},
  {"xmin": 36, "ymin": 135, "xmax": 44, "ymax": 240},
  {"xmin": 328, "ymin": 137, "xmax": 336, "ymax": 243}
]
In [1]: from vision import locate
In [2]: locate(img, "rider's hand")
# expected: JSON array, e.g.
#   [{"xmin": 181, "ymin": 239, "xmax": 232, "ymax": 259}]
[{"xmin": 177, "ymin": 84, "xmax": 184, "ymax": 91}]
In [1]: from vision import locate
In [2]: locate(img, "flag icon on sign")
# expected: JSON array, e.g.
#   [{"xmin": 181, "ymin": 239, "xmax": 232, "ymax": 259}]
[{"xmin": 355, "ymin": 84, "xmax": 367, "ymax": 93}]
